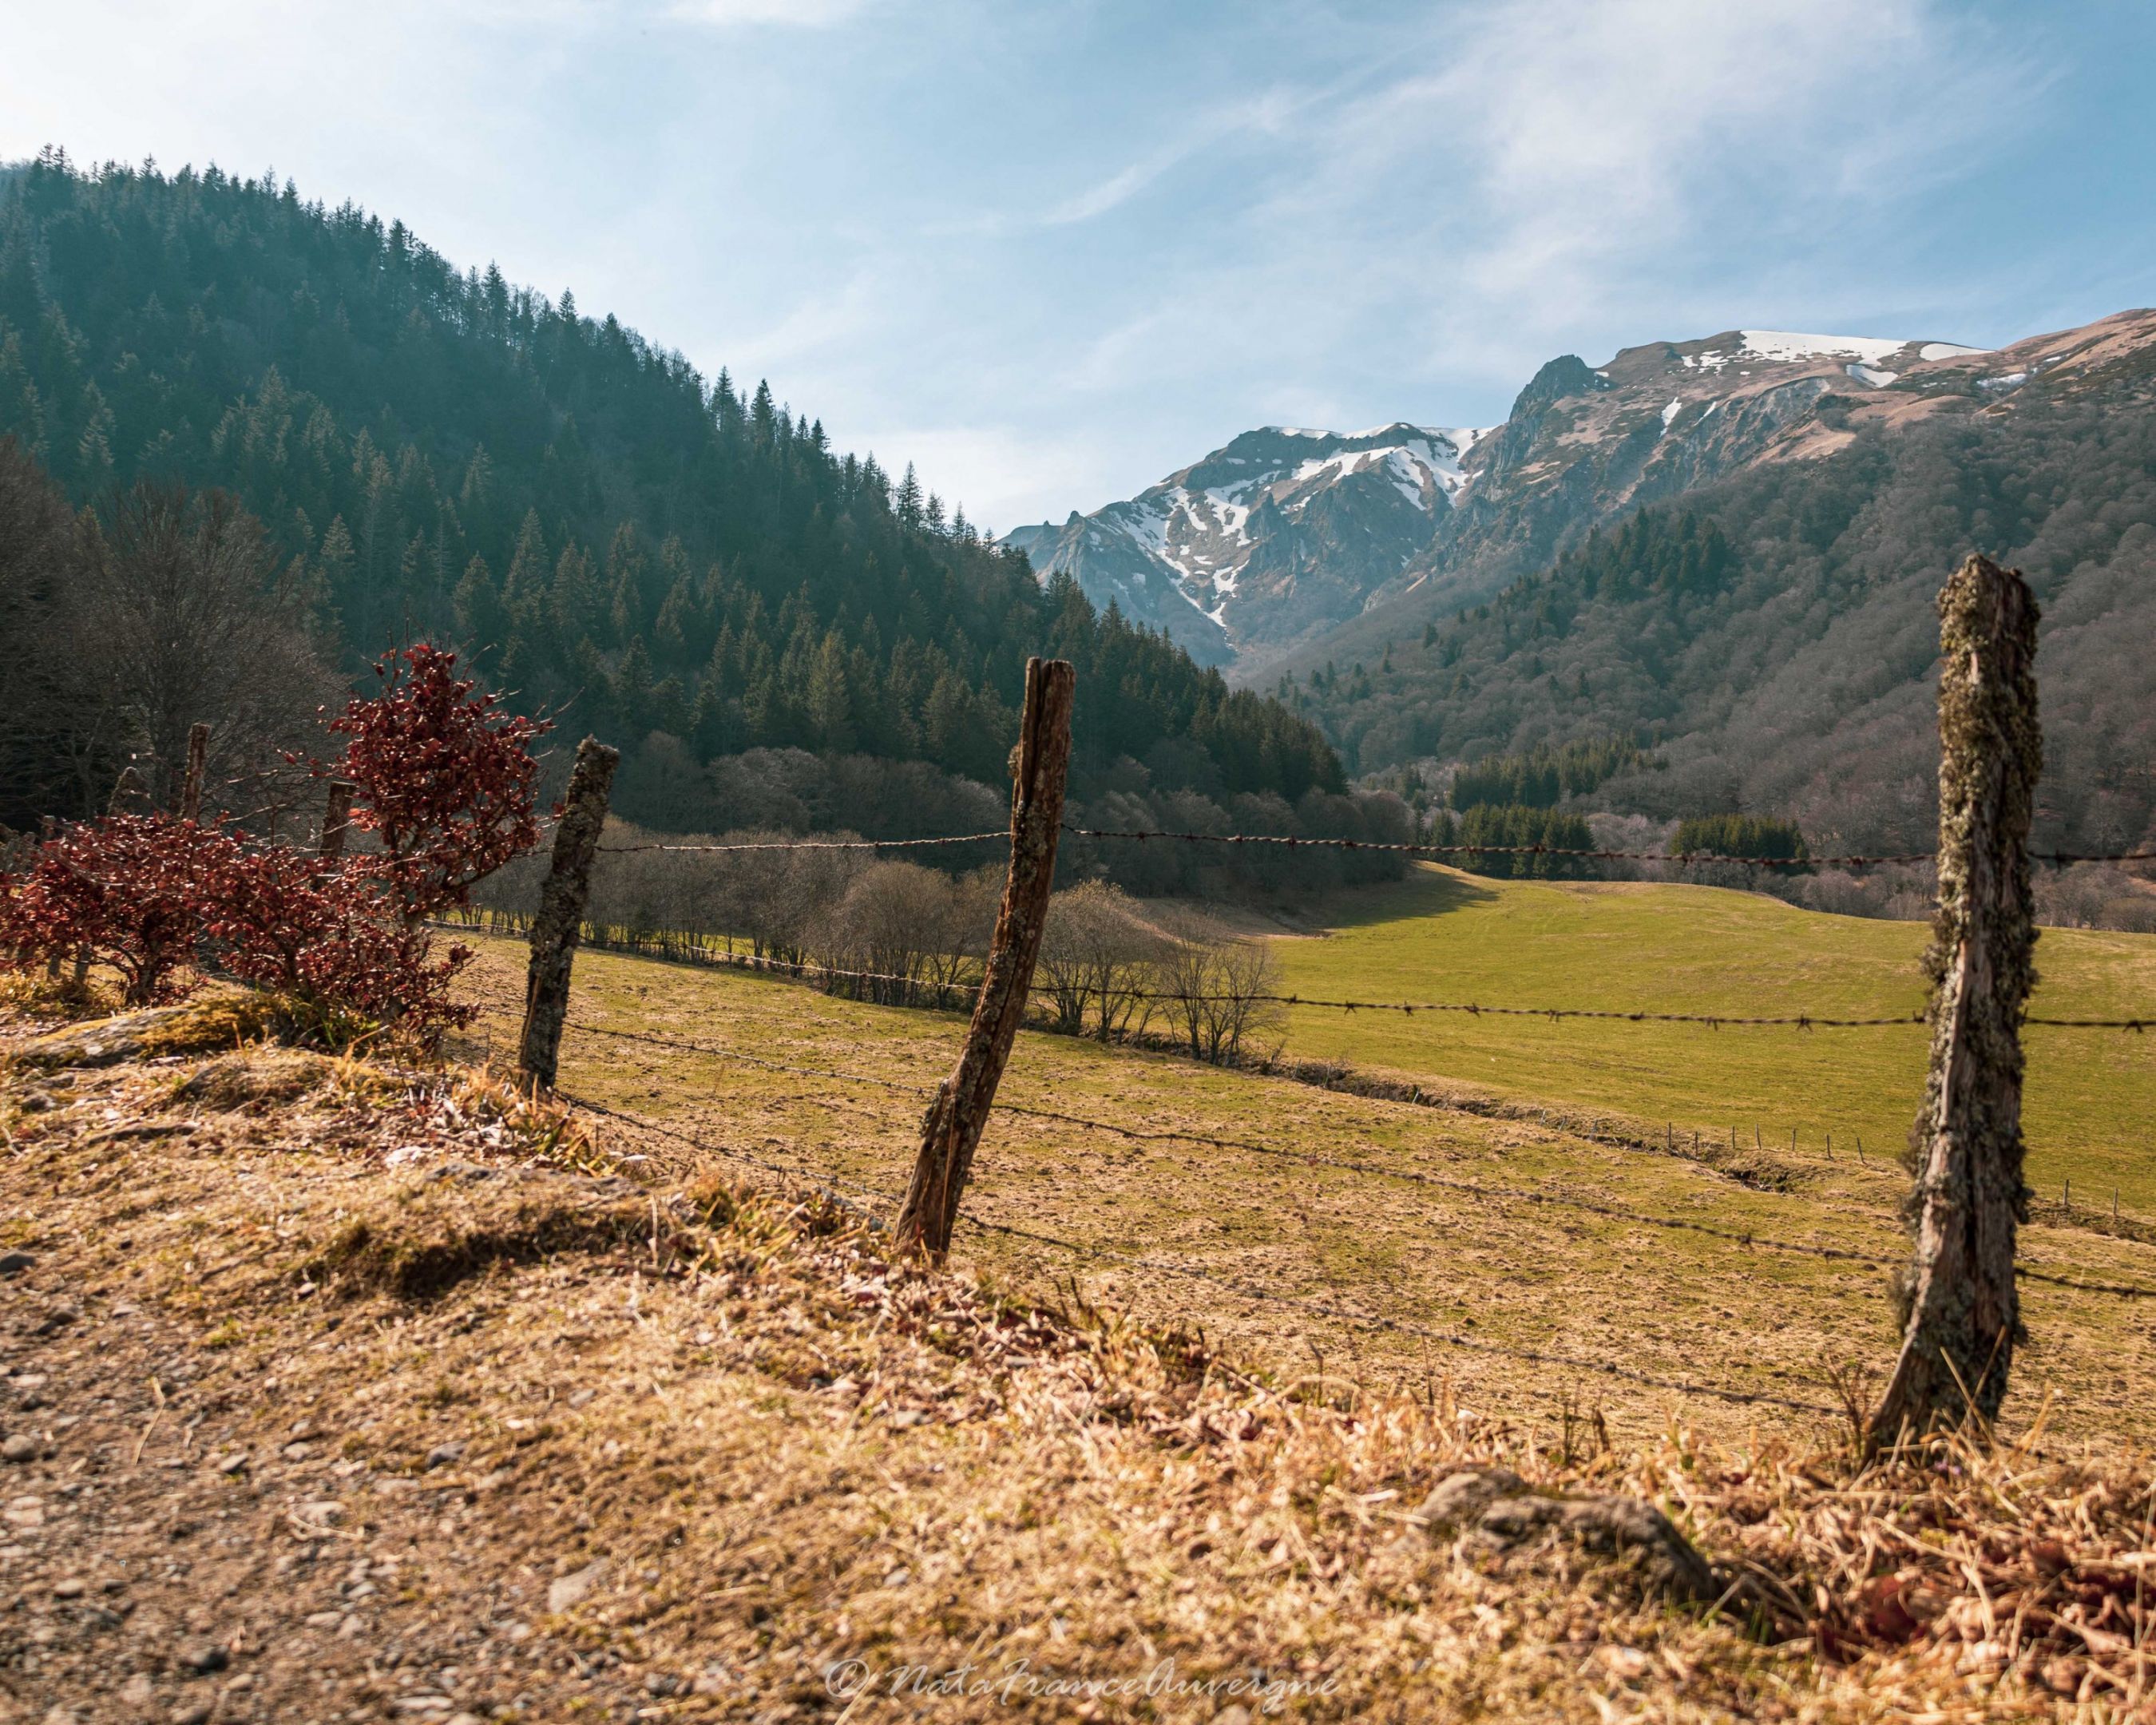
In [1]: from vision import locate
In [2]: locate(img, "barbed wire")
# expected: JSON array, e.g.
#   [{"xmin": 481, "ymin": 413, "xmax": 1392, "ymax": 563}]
[
  {"xmin": 595, "ymin": 831, "xmax": 1009, "ymax": 855},
  {"xmin": 555, "ymin": 1086, "xmax": 902, "ymax": 1215},
  {"xmin": 958, "ymin": 1213, "xmax": 1841, "ymax": 1415},
  {"xmin": 545, "ymin": 1016, "xmax": 2156, "ymax": 1299},
  {"xmin": 472, "ymin": 927, "xmax": 2146, "ymax": 1033},
  {"xmin": 1064, "ymin": 827, "xmax": 2156, "ymax": 870},
  {"xmin": 564, "ymin": 819, "xmax": 2156, "ymax": 869},
  {"xmin": 549, "ymin": 1086, "xmax": 1842, "ymax": 1416}
]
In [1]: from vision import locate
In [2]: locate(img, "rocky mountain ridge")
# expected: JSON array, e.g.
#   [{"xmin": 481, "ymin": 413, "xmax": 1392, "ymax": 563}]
[{"xmin": 1011, "ymin": 309, "xmax": 2156, "ymax": 675}]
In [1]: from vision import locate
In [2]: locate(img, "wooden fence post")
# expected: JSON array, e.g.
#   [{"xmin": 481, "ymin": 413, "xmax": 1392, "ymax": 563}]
[
  {"xmin": 517, "ymin": 737, "xmax": 620, "ymax": 1092},
  {"xmin": 319, "ymin": 780, "xmax": 356, "ymax": 862},
  {"xmin": 1868, "ymin": 554, "xmax": 2040, "ymax": 1450},
  {"xmin": 180, "ymin": 722, "xmax": 210, "ymax": 821},
  {"xmin": 893, "ymin": 657, "xmax": 1076, "ymax": 1258}
]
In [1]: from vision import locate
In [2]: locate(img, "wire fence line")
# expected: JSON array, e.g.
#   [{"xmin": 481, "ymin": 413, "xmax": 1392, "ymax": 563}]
[
  {"xmin": 545, "ymin": 1086, "xmax": 1843, "ymax": 1417},
  {"xmin": 532, "ymin": 1013, "xmax": 2156, "ymax": 1303},
  {"xmin": 580, "ymin": 822, "xmax": 2156, "ymax": 870},
  {"xmin": 449, "ymin": 912, "xmax": 2150, "ymax": 1033}
]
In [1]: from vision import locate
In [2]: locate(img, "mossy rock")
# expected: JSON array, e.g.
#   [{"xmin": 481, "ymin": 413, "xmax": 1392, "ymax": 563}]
[{"xmin": 10, "ymin": 992, "xmax": 284, "ymax": 1070}]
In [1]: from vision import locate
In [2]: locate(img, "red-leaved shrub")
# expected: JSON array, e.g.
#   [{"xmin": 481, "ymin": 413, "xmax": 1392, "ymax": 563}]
[
  {"xmin": 0, "ymin": 815, "xmax": 235, "ymax": 1005},
  {"xmin": 201, "ymin": 845, "xmax": 476, "ymax": 1049},
  {"xmin": 319, "ymin": 644, "xmax": 550, "ymax": 925},
  {"xmin": 3, "ymin": 643, "xmax": 542, "ymax": 1045}
]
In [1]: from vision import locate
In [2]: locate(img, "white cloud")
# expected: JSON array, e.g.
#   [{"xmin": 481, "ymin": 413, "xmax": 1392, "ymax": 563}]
[{"xmin": 664, "ymin": 0, "xmax": 876, "ymax": 26}]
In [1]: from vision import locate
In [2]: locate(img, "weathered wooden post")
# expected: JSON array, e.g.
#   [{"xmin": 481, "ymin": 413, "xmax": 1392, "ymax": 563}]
[
  {"xmin": 319, "ymin": 779, "xmax": 356, "ymax": 862},
  {"xmin": 517, "ymin": 737, "xmax": 620, "ymax": 1092},
  {"xmin": 180, "ymin": 723, "xmax": 210, "ymax": 821},
  {"xmin": 893, "ymin": 658, "xmax": 1075, "ymax": 1258},
  {"xmin": 1869, "ymin": 554, "xmax": 2040, "ymax": 1451}
]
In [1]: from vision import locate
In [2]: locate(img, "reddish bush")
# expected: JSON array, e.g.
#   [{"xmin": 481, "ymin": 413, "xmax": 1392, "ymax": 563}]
[
  {"xmin": 0, "ymin": 816, "xmax": 234, "ymax": 1005},
  {"xmin": 202, "ymin": 845, "xmax": 477, "ymax": 1049},
  {"xmin": 320, "ymin": 644, "xmax": 550, "ymax": 924}
]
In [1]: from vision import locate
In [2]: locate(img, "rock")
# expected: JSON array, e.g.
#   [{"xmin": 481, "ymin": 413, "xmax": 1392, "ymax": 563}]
[
  {"xmin": 0, "ymin": 1251, "xmax": 34, "ymax": 1275},
  {"xmin": 171, "ymin": 1707, "xmax": 213, "ymax": 1725},
  {"xmin": 424, "ymin": 1441, "xmax": 466, "ymax": 1469},
  {"xmin": 179, "ymin": 1643, "xmax": 230, "ymax": 1675},
  {"xmin": 119, "ymin": 1671, "xmax": 154, "ymax": 1706},
  {"xmin": 2, "ymin": 1434, "xmax": 38, "ymax": 1463},
  {"xmin": 51, "ymin": 1576, "xmax": 85, "ymax": 1598},
  {"xmin": 1416, "ymin": 1465, "xmax": 1717, "ymax": 1602},
  {"xmin": 566, "ymin": 1390, "xmax": 594, "ymax": 1410},
  {"xmin": 548, "ymin": 1558, "xmax": 607, "ymax": 1613},
  {"xmin": 216, "ymin": 1453, "xmax": 247, "ymax": 1475},
  {"xmin": 282, "ymin": 1442, "xmax": 313, "ymax": 1461},
  {"xmin": 13, "ymin": 997, "xmax": 278, "ymax": 1070}
]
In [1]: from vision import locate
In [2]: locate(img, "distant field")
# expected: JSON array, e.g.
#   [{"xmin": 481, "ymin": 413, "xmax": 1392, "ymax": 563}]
[
  {"xmin": 1265, "ymin": 866, "xmax": 2156, "ymax": 1212},
  {"xmin": 454, "ymin": 931, "xmax": 2156, "ymax": 1449}
]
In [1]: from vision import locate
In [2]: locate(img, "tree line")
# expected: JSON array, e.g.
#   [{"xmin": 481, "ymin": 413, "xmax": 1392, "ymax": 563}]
[{"xmin": 0, "ymin": 151, "xmax": 1354, "ymax": 864}]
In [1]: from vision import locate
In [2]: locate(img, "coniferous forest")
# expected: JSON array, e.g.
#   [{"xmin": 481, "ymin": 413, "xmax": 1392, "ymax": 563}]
[{"xmin": 0, "ymin": 152, "xmax": 1373, "ymax": 878}]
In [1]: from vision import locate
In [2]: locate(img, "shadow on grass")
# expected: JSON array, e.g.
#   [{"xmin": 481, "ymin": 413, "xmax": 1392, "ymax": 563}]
[{"xmin": 1303, "ymin": 863, "xmax": 1502, "ymax": 932}]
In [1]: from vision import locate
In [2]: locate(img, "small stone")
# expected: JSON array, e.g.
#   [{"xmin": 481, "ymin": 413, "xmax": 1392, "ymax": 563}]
[
  {"xmin": 644, "ymin": 1672, "xmax": 680, "ymax": 1695},
  {"xmin": 424, "ymin": 1441, "xmax": 466, "ymax": 1469},
  {"xmin": 1416, "ymin": 1465, "xmax": 1717, "ymax": 1601},
  {"xmin": 216, "ymin": 1453, "xmax": 247, "ymax": 1475},
  {"xmin": 566, "ymin": 1390, "xmax": 594, "ymax": 1410},
  {"xmin": 180, "ymin": 1642, "xmax": 230, "ymax": 1675},
  {"xmin": 281, "ymin": 1442, "xmax": 312, "ymax": 1461},
  {"xmin": 119, "ymin": 1671, "xmax": 154, "ymax": 1705},
  {"xmin": 2, "ymin": 1434, "xmax": 37, "ymax": 1463},
  {"xmin": 306, "ymin": 1610, "xmax": 343, "ymax": 1628},
  {"xmin": 886, "ymin": 1408, "xmax": 927, "ymax": 1429},
  {"xmin": 547, "ymin": 1558, "xmax": 607, "ymax": 1613},
  {"xmin": 171, "ymin": 1707, "xmax": 213, "ymax": 1725},
  {"xmin": 882, "ymin": 1568, "xmax": 910, "ymax": 1588},
  {"xmin": 0, "ymin": 1251, "xmax": 33, "ymax": 1275},
  {"xmin": 51, "ymin": 1576, "xmax": 84, "ymax": 1598}
]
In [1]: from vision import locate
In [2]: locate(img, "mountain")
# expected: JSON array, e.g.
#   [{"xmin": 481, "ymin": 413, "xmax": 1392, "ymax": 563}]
[
  {"xmin": 0, "ymin": 150, "xmax": 1355, "ymax": 853},
  {"xmin": 1270, "ymin": 309, "xmax": 2156, "ymax": 863},
  {"xmin": 1003, "ymin": 422, "xmax": 1488, "ymax": 665}
]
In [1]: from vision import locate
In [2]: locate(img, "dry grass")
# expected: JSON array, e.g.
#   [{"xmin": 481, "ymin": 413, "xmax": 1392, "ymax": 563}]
[
  {"xmin": 4, "ymin": 1005, "xmax": 2156, "ymax": 1719},
  {"xmin": 446, "ymin": 933, "xmax": 2156, "ymax": 1453}
]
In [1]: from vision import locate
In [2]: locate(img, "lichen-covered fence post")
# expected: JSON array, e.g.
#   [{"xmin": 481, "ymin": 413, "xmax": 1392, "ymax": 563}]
[
  {"xmin": 180, "ymin": 722, "xmax": 210, "ymax": 821},
  {"xmin": 517, "ymin": 737, "xmax": 620, "ymax": 1092},
  {"xmin": 319, "ymin": 779, "xmax": 356, "ymax": 862},
  {"xmin": 894, "ymin": 657, "xmax": 1075, "ymax": 1258},
  {"xmin": 1869, "ymin": 554, "xmax": 2041, "ymax": 1450}
]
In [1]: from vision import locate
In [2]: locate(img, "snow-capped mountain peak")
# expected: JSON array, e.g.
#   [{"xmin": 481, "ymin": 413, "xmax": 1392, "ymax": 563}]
[{"xmin": 1001, "ymin": 422, "xmax": 1496, "ymax": 661}]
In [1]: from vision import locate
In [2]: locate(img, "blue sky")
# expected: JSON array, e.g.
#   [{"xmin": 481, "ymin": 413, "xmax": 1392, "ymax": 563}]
[{"xmin": 7, "ymin": 0, "xmax": 2154, "ymax": 528}]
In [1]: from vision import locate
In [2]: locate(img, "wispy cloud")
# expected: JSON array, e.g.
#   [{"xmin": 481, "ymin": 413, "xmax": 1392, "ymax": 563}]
[{"xmin": 663, "ymin": 0, "xmax": 877, "ymax": 26}]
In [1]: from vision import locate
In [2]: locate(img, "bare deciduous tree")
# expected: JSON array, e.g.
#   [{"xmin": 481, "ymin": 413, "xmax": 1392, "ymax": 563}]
[{"xmin": 62, "ymin": 481, "xmax": 335, "ymax": 815}]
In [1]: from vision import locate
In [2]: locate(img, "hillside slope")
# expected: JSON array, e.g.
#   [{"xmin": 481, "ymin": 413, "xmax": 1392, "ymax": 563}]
[
  {"xmin": 1276, "ymin": 351, "xmax": 2156, "ymax": 856},
  {"xmin": 6, "ymin": 994, "xmax": 2156, "ymax": 1719},
  {"xmin": 0, "ymin": 152, "xmax": 1341, "ymax": 835}
]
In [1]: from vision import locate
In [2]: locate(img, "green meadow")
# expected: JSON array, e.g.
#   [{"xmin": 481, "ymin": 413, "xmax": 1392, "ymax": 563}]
[{"xmin": 1266, "ymin": 866, "xmax": 2156, "ymax": 1211}]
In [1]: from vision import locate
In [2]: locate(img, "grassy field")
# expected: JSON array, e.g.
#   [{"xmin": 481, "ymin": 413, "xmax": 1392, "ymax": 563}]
[
  {"xmin": 454, "ymin": 930, "xmax": 2156, "ymax": 1450},
  {"xmin": 1265, "ymin": 866, "xmax": 2156, "ymax": 1212}
]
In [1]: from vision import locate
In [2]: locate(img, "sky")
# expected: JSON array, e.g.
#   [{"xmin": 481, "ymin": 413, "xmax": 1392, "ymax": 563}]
[{"xmin": 6, "ymin": 0, "xmax": 2155, "ymax": 529}]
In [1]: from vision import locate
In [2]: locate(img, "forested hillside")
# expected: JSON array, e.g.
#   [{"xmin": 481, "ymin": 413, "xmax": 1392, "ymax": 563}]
[
  {"xmin": 0, "ymin": 151, "xmax": 1351, "ymax": 852},
  {"xmin": 1282, "ymin": 395, "xmax": 2156, "ymax": 862}
]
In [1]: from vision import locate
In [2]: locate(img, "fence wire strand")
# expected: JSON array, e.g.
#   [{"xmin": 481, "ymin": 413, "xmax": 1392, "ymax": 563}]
[
  {"xmin": 454, "ymin": 918, "xmax": 2148, "ymax": 1033},
  {"xmin": 543, "ymin": 1015, "xmax": 2156, "ymax": 1301},
  {"xmin": 549, "ymin": 1088, "xmax": 1841, "ymax": 1417}
]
